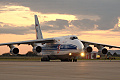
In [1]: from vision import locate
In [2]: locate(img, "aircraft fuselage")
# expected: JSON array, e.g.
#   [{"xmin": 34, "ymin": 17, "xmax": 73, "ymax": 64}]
[{"xmin": 38, "ymin": 35, "xmax": 84, "ymax": 60}]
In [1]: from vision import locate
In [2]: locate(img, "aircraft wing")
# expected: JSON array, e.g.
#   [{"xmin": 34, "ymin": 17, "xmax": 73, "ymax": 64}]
[
  {"xmin": 81, "ymin": 40, "xmax": 120, "ymax": 49},
  {"xmin": 0, "ymin": 38, "xmax": 55, "ymax": 46}
]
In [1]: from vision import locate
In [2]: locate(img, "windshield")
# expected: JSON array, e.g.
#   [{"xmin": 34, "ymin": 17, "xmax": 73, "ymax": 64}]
[{"xmin": 70, "ymin": 36, "xmax": 78, "ymax": 40}]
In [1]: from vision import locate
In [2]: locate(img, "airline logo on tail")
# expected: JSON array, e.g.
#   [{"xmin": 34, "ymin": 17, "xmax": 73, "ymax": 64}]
[{"xmin": 36, "ymin": 24, "xmax": 38, "ymax": 26}]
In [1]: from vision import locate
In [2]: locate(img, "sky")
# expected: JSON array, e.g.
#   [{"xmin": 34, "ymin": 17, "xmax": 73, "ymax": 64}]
[{"xmin": 0, "ymin": 0, "xmax": 120, "ymax": 54}]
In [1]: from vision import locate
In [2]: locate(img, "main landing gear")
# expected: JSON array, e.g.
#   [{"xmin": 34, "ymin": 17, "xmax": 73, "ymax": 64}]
[
  {"xmin": 40, "ymin": 56, "xmax": 77, "ymax": 62},
  {"xmin": 61, "ymin": 59, "xmax": 77, "ymax": 62},
  {"xmin": 41, "ymin": 58, "xmax": 77, "ymax": 62},
  {"xmin": 41, "ymin": 56, "xmax": 50, "ymax": 61},
  {"xmin": 41, "ymin": 58, "xmax": 50, "ymax": 61}
]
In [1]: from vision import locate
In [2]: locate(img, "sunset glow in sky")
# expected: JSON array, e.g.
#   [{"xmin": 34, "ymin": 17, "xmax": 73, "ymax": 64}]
[{"xmin": 0, "ymin": 0, "xmax": 120, "ymax": 54}]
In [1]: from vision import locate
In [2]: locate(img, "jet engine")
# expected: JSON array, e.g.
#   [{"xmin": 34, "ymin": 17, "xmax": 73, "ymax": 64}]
[
  {"xmin": 10, "ymin": 47, "xmax": 19, "ymax": 55},
  {"xmin": 33, "ymin": 46, "xmax": 42, "ymax": 53},
  {"xmin": 84, "ymin": 46, "xmax": 93, "ymax": 53},
  {"xmin": 99, "ymin": 48, "xmax": 108, "ymax": 54}
]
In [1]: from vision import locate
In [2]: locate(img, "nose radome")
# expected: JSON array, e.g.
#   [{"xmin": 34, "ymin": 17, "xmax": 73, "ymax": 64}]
[
  {"xmin": 77, "ymin": 42, "xmax": 84, "ymax": 51},
  {"xmin": 74, "ymin": 40, "xmax": 84, "ymax": 51}
]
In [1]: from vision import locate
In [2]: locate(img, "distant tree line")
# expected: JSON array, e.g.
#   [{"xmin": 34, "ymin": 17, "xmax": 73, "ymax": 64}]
[{"xmin": 1, "ymin": 51, "xmax": 38, "ymax": 57}]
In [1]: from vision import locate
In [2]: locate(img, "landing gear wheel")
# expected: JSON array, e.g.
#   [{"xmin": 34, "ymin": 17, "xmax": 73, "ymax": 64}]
[
  {"xmin": 73, "ymin": 59, "xmax": 77, "ymax": 62},
  {"xmin": 61, "ymin": 59, "xmax": 68, "ymax": 62},
  {"xmin": 41, "ymin": 58, "xmax": 50, "ymax": 62},
  {"xmin": 69, "ymin": 59, "xmax": 72, "ymax": 62},
  {"xmin": 61, "ymin": 59, "xmax": 72, "ymax": 62}
]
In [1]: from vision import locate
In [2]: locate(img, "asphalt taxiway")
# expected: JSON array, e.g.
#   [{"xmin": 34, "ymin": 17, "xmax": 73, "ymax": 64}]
[{"xmin": 0, "ymin": 60, "xmax": 120, "ymax": 80}]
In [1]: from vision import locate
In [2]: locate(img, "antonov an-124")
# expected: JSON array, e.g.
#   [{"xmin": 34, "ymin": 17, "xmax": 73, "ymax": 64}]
[{"xmin": 0, "ymin": 15, "xmax": 119, "ymax": 62}]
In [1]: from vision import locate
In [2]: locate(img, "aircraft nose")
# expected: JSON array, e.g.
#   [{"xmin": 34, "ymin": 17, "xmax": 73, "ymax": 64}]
[
  {"xmin": 77, "ymin": 44, "xmax": 84, "ymax": 51},
  {"xmin": 77, "ymin": 40, "xmax": 84, "ymax": 51}
]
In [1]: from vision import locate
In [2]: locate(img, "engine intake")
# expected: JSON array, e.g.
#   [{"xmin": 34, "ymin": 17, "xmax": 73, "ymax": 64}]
[
  {"xmin": 33, "ymin": 46, "xmax": 42, "ymax": 53},
  {"xmin": 98, "ymin": 48, "xmax": 108, "ymax": 54},
  {"xmin": 85, "ymin": 46, "xmax": 93, "ymax": 53},
  {"xmin": 10, "ymin": 47, "xmax": 19, "ymax": 55},
  {"xmin": 86, "ymin": 46, "xmax": 93, "ymax": 52},
  {"xmin": 102, "ymin": 48, "xmax": 108, "ymax": 54}
]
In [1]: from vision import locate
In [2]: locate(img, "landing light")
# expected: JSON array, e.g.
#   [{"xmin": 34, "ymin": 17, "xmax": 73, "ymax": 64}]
[
  {"xmin": 81, "ymin": 53, "xmax": 85, "ymax": 57},
  {"xmin": 69, "ymin": 53, "xmax": 72, "ymax": 56},
  {"xmin": 96, "ymin": 55, "xmax": 100, "ymax": 58}
]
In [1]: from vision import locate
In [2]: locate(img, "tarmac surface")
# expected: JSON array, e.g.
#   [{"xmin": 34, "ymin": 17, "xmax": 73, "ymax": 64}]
[{"xmin": 0, "ymin": 60, "xmax": 120, "ymax": 80}]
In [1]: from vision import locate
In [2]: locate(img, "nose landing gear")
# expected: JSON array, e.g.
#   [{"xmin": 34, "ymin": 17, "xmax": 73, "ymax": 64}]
[{"xmin": 73, "ymin": 59, "xmax": 77, "ymax": 62}]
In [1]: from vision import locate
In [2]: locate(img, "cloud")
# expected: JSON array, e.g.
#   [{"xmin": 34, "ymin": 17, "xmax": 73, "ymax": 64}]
[
  {"xmin": 41, "ymin": 19, "xmax": 69, "ymax": 30},
  {"xmin": 0, "ymin": 4, "xmax": 78, "ymax": 27},
  {"xmin": 0, "ymin": 19, "xmax": 69, "ymax": 35},
  {"xmin": 2, "ymin": 0, "xmax": 119, "ymax": 16},
  {"xmin": 15, "ymin": 0, "xmax": 120, "ymax": 30},
  {"xmin": 112, "ymin": 27, "xmax": 120, "ymax": 31},
  {"xmin": 40, "ymin": 19, "xmax": 98, "ymax": 32},
  {"xmin": 0, "ymin": 24, "xmax": 35, "ymax": 35},
  {"xmin": 70, "ymin": 19, "xmax": 97, "ymax": 30},
  {"xmin": 111, "ymin": 24, "xmax": 120, "ymax": 32},
  {"xmin": 0, "ymin": 0, "xmax": 120, "ymax": 32}
]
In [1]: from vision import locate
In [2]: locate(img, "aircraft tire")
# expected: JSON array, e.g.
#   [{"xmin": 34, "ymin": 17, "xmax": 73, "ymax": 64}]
[
  {"xmin": 69, "ymin": 59, "xmax": 72, "ymax": 62},
  {"xmin": 61, "ymin": 59, "xmax": 67, "ymax": 62},
  {"xmin": 41, "ymin": 58, "xmax": 50, "ymax": 62},
  {"xmin": 73, "ymin": 59, "xmax": 77, "ymax": 62},
  {"xmin": 61, "ymin": 59, "xmax": 72, "ymax": 62}
]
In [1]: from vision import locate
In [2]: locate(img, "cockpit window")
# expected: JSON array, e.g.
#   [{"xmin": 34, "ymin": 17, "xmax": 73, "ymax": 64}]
[{"xmin": 70, "ymin": 36, "xmax": 78, "ymax": 40}]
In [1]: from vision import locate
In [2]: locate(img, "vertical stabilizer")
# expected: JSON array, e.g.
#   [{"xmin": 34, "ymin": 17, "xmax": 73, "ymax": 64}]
[{"xmin": 35, "ymin": 15, "xmax": 43, "ymax": 39}]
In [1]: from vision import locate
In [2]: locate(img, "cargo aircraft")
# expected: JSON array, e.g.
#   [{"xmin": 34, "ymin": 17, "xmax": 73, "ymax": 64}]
[{"xmin": 0, "ymin": 15, "xmax": 120, "ymax": 62}]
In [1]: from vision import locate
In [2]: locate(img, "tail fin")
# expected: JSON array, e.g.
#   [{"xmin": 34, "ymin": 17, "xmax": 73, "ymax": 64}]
[{"xmin": 34, "ymin": 15, "xmax": 43, "ymax": 39}]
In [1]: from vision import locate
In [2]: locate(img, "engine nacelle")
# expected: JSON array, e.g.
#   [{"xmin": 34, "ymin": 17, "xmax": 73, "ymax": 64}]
[
  {"xmin": 33, "ymin": 46, "xmax": 42, "ymax": 53},
  {"xmin": 84, "ymin": 46, "xmax": 93, "ymax": 53},
  {"xmin": 10, "ymin": 47, "xmax": 19, "ymax": 55},
  {"xmin": 99, "ymin": 48, "xmax": 108, "ymax": 54}
]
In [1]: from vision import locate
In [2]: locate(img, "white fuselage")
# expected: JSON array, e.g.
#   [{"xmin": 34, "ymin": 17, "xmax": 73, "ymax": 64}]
[{"xmin": 37, "ymin": 35, "xmax": 84, "ymax": 59}]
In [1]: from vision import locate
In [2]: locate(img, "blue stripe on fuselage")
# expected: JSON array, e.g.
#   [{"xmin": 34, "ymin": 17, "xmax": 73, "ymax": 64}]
[{"xmin": 42, "ymin": 44, "xmax": 77, "ymax": 51}]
